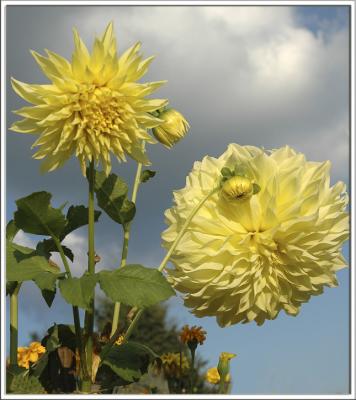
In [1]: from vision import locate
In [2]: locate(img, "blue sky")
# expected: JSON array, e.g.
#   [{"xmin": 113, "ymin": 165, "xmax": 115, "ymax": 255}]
[{"xmin": 5, "ymin": 4, "xmax": 350, "ymax": 394}]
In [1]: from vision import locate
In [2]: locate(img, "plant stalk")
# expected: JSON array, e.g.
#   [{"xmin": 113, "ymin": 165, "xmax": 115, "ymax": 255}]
[
  {"xmin": 52, "ymin": 236, "xmax": 88, "ymax": 382},
  {"xmin": 82, "ymin": 161, "xmax": 96, "ymax": 392},
  {"xmin": 110, "ymin": 142, "xmax": 144, "ymax": 337},
  {"xmin": 9, "ymin": 283, "xmax": 21, "ymax": 366},
  {"xmin": 120, "ymin": 186, "xmax": 219, "ymax": 344},
  {"xmin": 189, "ymin": 347, "xmax": 196, "ymax": 393}
]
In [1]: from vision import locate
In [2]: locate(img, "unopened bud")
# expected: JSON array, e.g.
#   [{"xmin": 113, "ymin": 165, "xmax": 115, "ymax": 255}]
[{"xmin": 152, "ymin": 109, "xmax": 189, "ymax": 148}]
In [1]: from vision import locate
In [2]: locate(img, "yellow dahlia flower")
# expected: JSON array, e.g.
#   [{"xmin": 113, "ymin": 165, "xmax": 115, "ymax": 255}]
[
  {"xmin": 10, "ymin": 22, "xmax": 167, "ymax": 175},
  {"xmin": 152, "ymin": 109, "xmax": 189, "ymax": 148},
  {"xmin": 162, "ymin": 144, "xmax": 349, "ymax": 327}
]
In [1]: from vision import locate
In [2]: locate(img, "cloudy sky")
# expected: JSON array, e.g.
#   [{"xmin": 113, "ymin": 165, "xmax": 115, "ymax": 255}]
[{"xmin": 5, "ymin": 4, "xmax": 350, "ymax": 394}]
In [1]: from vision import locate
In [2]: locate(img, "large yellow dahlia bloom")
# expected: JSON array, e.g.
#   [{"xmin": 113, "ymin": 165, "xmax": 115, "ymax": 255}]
[
  {"xmin": 10, "ymin": 22, "xmax": 167, "ymax": 175},
  {"xmin": 162, "ymin": 144, "xmax": 349, "ymax": 326}
]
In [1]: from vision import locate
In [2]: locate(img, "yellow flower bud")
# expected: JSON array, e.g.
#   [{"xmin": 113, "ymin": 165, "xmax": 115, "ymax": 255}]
[
  {"xmin": 152, "ymin": 109, "xmax": 189, "ymax": 148},
  {"xmin": 221, "ymin": 175, "xmax": 254, "ymax": 201},
  {"xmin": 217, "ymin": 352, "xmax": 236, "ymax": 379}
]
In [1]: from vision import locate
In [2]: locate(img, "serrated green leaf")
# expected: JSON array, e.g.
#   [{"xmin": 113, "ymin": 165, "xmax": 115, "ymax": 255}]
[
  {"xmin": 93, "ymin": 171, "xmax": 136, "ymax": 225},
  {"xmin": 140, "ymin": 169, "xmax": 156, "ymax": 183},
  {"xmin": 61, "ymin": 205, "xmax": 101, "ymax": 239},
  {"xmin": 98, "ymin": 265, "xmax": 175, "ymax": 308},
  {"xmin": 7, "ymin": 241, "xmax": 59, "ymax": 282},
  {"xmin": 33, "ymin": 271, "xmax": 63, "ymax": 307},
  {"xmin": 6, "ymin": 220, "xmax": 19, "ymax": 242},
  {"xmin": 36, "ymin": 239, "xmax": 74, "ymax": 262},
  {"xmin": 59, "ymin": 273, "xmax": 98, "ymax": 309},
  {"xmin": 101, "ymin": 342, "xmax": 156, "ymax": 383},
  {"xmin": 14, "ymin": 192, "xmax": 66, "ymax": 237}
]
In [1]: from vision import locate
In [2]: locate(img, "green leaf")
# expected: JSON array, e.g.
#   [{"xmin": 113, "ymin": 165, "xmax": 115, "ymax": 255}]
[
  {"xmin": 59, "ymin": 273, "xmax": 98, "ymax": 309},
  {"xmin": 140, "ymin": 169, "xmax": 156, "ymax": 183},
  {"xmin": 14, "ymin": 191, "xmax": 67, "ymax": 237},
  {"xmin": 36, "ymin": 239, "xmax": 74, "ymax": 262},
  {"xmin": 7, "ymin": 241, "xmax": 60, "ymax": 282},
  {"xmin": 61, "ymin": 205, "xmax": 101, "ymax": 239},
  {"xmin": 101, "ymin": 342, "xmax": 157, "ymax": 383},
  {"xmin": 253, "ymin": 183, "xmax": 261, "ymax": 194},
  {"xmin": 93, "ymin": 171, "xmax": 136, "ymax": 225},
  {"xmin": 98, "ymin": 265, "xmax": 175, "ymax": 308},
  {"xmin": 6, "ymin": 220, "xmax": 19, "ymax": 241},
  {"xmin": 7, "ymin": 366, "xmax": 46, "ymax": 394},
  {"xmin": 221, "ymin": 167, "xmax": 233, "ymax": 178},
  {"xmin": 33, "ymin": 271, "xmax": 63, "ymax": 307},
  {"xmin": 6, "ymin": 281, "xmax": 18, "ymax": 296}
]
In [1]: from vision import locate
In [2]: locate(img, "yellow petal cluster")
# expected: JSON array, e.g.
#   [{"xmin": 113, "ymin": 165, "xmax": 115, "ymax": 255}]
[
  {"xmin": 162, "ymin": 144, "xmax": 349, "ymax": 326},
  {"xmin": 10, "ymin": 22, "xmax": 167, "ymax": 175},
  {"xmin": 17, "ymin": 342, "xmax": 46, "ymax": 369},
  {"xmin": 159, "ymin": 352, "xmax": 189, "ymax": 379},
  {"xmin": 205, "ymin": 367, "xmax": 230, "ymax": 384}
]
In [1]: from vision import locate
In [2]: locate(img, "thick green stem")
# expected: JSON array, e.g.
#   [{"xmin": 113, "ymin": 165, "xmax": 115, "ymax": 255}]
[
  {"xmin": 189, "ymin": 348, "xmax": 196, "ymax": 393},
  {"xmin": 9, "ymin": 283, "xmax": 21, "ymax": 366},
  {"xmin": 82, "ymin": 161, "xmax": 96, "ymax": 392},
  {"xmin": 52, "ymin": 236, "xmax": 88, "ymax": 381},
  {"xmin": 110, "ymin": 143, "xmax": 144, "ymax": 337}
]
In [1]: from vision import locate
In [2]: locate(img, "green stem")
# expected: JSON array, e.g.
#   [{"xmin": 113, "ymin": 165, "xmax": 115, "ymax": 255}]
[
  {"xmin": 121, "ymin": 187, "xmax": 219, "ymax": 345},
  {"xmin": 189, "ymin": 348, "xmax": 196, "ymax": 393},
  {"xmin": 158, "ymin": 186, "xmax": 219, "ymax": 272},
  {"xmin": 9, "ymin": 283, "xmax": 21, "ymax": 366},
  {"xmin": 82, "ymin": 161, "xmax": 96, "ymax": 392},
  {"xmin": 52, "ymin": 236, "xmax": 88, "ymax": 381},
  {"xmin": 110, "ymin": 142, "xmax": 144, "ymax": 337}
]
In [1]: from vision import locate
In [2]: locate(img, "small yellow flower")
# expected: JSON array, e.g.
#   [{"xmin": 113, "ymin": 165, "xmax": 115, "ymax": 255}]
[
  {"xmin": 28, "ymin": 342, "xmax": 46, "ymax": 354},
  {"xmin": 11, "ymin": 22, "xmax": 168, "ymax": 175},
  {"xmin": 205, "ymin": 367, "xmax": 230, "ymax": 384},
  {"xmin": 152, "ymin": 109, "xmax": 189, "ymax": 148},
  {"xmin": 221, "ymin": 175, "xmax": 254, "ymax": 201},
  {"xmin": 179, "ymin": 325, "xmax": 206, "ymax": 346},
  {"xmin": 17, "ymin": 342, "xmax": 46, "ymax": 369},
  {"xmin": 115, "ymin": 335, "xmax": 124, "ymax": 346},
  {"xmin": 159, "ymin": 352, "xmax": 189, "ymax": 379}
]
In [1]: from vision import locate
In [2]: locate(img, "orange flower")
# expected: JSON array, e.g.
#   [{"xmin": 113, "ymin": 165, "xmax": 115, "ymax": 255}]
[{"xmin": 179, "ymin": 325, "xmax": 206, "ymax": 346}]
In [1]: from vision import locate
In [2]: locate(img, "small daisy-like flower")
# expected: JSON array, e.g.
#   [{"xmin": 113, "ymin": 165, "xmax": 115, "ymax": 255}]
[
  {"xmin": 162, "ymin": 144, "xmax": 349, "ymax": 327},
  {"xmin": 152, "ymin": 108, "xmax": 189, "ymax": 148},
  {"xmin": 179, "ymin": 325, "xmax": 206, "ymax": 346},
  {"xmin": 11, "ymin": 22, "xmax": 168, "ymax": 175}
]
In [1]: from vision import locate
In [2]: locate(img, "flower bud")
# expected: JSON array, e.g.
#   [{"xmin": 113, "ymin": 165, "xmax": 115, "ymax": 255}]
[
  {"xmin": 217, "ymin": 352, "xmax": 236, "ymax": 379},
  {"xmin": 221, "ymin": 175, "xmax": 254, "ymax": 201},
  {"xmin": 152, "ymin": 109, "xmax": 189, "ymax": 148}
]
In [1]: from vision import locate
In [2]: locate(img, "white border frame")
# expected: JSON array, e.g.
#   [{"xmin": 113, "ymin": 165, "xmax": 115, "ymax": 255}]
[{"xmin": 1, "ymin": 1, "xmax": 354, "ymax": 399}]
